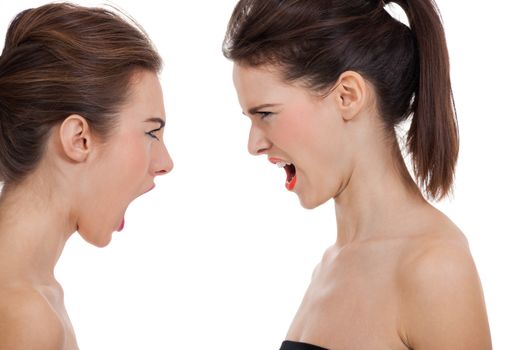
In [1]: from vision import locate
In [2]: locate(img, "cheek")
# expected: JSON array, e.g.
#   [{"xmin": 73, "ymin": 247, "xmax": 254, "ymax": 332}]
[
  {"xmin": 284, "ymin": 105, "xmax": 347, "ymax": 200},
  {"xmin": 277, "ymin": 105, "xmax": 341, "ymax": 164},
  {"xmin": 273, "ymin": 106, "xmax": 318, "ymax": 144},
  {"xmin": 116, "ymin": 136, "xmax": 151, "ymax": 174},
  {"xmin": 95, "ymin": 137, "xmax": 151, "ymax": 205},
  {"xmin": 75, "ymin": 136, "xmax": 151, "ymax": 246}
]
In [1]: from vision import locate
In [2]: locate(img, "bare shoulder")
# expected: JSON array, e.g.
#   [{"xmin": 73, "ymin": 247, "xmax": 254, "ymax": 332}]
[
  {"xmin": 0, "ymin": 286, "xmax": 65, "ymax": 350},
  {"xmin": 397, "ymin": 211, "xmax": 492, "ymax": 349}
]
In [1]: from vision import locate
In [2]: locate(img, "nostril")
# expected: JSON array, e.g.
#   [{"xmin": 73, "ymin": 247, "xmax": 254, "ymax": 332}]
[
  {"xmin": 249, "ymin": 145, "xmax": 269, "ymax": 156},
  {"xmin": 256, "ymin": 147, "xmax": 268, "ymax": 155}
]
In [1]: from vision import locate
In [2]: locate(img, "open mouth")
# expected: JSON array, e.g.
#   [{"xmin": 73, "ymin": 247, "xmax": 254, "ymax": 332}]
[
  {"xmin": 283, "ymin": 163, "xmax": 297, "ymax": 191},
  {"xmin": 273, "ymin": 160, "xmax": 297, "ymax": 191},
  {"xmin": 269, "ymin": 157, "xmax": 298, "ymax": 191}
]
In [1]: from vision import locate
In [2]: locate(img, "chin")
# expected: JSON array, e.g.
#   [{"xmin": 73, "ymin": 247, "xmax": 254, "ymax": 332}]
[
  {"xmin": 89, "ymin": 236, "xmax": 112, "ymax": 248},
  {"xmin": 298, "ymin": 193, "xmax": 328, "ymax": 210},
  {"xmin": 77, "ymin": 227, "xmax": 113, "ymax": 248}
]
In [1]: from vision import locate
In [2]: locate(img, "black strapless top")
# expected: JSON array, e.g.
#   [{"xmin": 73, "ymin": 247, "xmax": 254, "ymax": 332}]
[{"xmin": 280, "ymin": 341, "xmax": 328, "ymax": 350}]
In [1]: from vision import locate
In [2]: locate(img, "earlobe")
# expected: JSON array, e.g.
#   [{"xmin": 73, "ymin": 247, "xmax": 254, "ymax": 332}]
[
  {"xmin": 59, "ymin": 115, "xmax": 91, "ymax": 162},
  {"xmin": 335, "ymin": 71, "xmax": 367, "ymax": 121}
]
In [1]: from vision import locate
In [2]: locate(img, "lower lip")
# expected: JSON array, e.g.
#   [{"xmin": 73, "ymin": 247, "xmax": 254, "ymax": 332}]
[{"xmin": 117, "ymin": 218, "xmax": 125, "ymax": 232}]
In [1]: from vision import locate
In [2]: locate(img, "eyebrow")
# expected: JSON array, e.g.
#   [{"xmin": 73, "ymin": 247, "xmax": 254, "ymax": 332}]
[
  {"xmin": 144, "ymin": 117, "xmax": 166, "ymax": 129},
  {"xmin": 247, "ymin": 103, "xmax": 282, "ymax": 115}
]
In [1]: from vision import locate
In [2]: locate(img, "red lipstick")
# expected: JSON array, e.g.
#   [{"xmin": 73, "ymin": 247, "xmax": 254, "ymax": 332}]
[
  {"xmin": 286, "ymin": 174, "xmax": 297, "ymax": 191},
  {"xmin": 269, "ymin": 157, "xmax": 297, "ymax": 191}
]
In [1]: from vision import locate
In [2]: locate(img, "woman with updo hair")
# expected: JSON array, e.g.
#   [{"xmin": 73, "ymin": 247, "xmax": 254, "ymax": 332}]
[
  {"xmin": 0, "ymin": 3, "xmax": 172, "ymax": 348},
  {"xmin": 224, "ymin": 0, "xmax": 491, "ymax": 349}
]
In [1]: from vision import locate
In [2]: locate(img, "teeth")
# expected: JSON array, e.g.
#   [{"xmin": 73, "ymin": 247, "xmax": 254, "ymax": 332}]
[{"xmin": 276, "ymin": 161, "xmax": 292, "ymax": 168}]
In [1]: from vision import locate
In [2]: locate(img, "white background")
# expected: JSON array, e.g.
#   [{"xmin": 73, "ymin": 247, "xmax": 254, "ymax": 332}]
[{"xmin": 1, "ymin": 1, "xmax": 524, "ymax": 349}]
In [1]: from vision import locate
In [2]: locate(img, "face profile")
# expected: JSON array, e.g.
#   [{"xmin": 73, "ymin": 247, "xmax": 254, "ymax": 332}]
[
  {"xmin": 234, "ymin": 64, "xmax": 377, "ymax": 209},
  {"xmin": 0, "ymin": 3, "xmax": 171, "ymax": 348},
  {"xmin": 71, "ymin": 71, "xmax": 173, "ymax": 247}
]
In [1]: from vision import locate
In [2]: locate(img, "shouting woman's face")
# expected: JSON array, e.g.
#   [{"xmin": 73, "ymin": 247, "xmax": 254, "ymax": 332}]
[
  {"xmin": 233, "ymin": 64, "xmax": 357, "ymax": 209},
  {"xmin": 78, "ymin": 70, "xmax": 173, "ymax": 247}
]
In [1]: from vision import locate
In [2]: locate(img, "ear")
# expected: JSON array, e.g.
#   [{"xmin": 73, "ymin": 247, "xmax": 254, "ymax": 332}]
[
  {"xmin": 59, "ymin": 115, "xmax": 92, "ymax": 162},
  {"xmin": 334, "ymin": 71, "xmax": 368, "ymax": 122}
]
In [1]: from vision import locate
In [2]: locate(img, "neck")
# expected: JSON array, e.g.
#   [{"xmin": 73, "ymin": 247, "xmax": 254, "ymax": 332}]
[
  {"xmin": 333, "ymin": 139, "xmax": 426, "ymax": 247},
  {"xmin": 0, "ymin": 177, "xmax": 76, "ymax": 284}
]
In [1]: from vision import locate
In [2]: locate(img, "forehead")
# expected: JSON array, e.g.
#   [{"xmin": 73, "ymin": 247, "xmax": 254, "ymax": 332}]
[
  {"xmin": 233, "ymin": 64, "xmax": 288, "ymax": 93},
  {"xmin": 119, "ymin": 70, "xmax": 165, "ymax": 120},
  {"xmin": 233, "ymin": 63, "xmax": 281, "ymax": 86},
  {"xmin": 232, "ymin": 63, "xmax": 307, "ymax": 109}
]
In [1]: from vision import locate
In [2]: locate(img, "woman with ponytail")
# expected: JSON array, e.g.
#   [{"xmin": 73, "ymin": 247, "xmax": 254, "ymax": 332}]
[
  {"xmin": 223, "ymin": 0, "xmax": 491, "ymax": 348},
  {"xmin": 0, "ymin": 3, "xmax": 172, "ymax": 349}
]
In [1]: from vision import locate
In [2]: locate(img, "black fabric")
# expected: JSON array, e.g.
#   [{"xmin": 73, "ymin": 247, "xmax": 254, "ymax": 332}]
[{"xmin": 280, "ymin": 340, "xmax": 328, "ymax": 350}]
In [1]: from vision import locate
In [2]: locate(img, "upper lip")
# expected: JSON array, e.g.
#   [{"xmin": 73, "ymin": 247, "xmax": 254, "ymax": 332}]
[{"xmin": 268, "ymin": 157, "xmax": 292, "ymax": 165}]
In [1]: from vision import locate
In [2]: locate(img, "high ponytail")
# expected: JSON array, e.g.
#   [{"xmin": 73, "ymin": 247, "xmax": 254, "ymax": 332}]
[
  {"xmin": 223, "ymin": 0, "xmax": 458, "ymax": 200},
  {"xmin": 387, "ymin": 0, "xmax": 458, "ymax": 199}
]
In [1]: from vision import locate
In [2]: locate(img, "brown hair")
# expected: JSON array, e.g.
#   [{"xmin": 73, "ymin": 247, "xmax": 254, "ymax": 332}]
[
  {"xmin": 223, "ymin": 0, "xmax": 458, "ymax": 200},
  {"xmin": 0, "ymin": 3, "xmax": 162, "ymax": 186}
]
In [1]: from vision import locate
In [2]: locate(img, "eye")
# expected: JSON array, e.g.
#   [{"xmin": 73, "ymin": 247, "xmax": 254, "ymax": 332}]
[
  {"xmin": 257, "ymin": 111, "xmax": 274, "ymax": 119},
  {"xmin": 145, "ymin": 129, "xmax": 161, "ymax": 141}
]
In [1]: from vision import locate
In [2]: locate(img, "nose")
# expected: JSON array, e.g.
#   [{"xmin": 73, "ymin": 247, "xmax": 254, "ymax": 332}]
[
  {"xmin": 247, "ymin": 122, "xmax": 271, "ymax": 156},
  {"xmin": 151, "ymin": 141, "xmax": 174, "ymax": 176}
]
